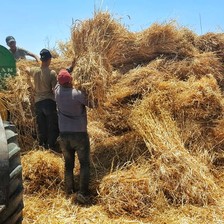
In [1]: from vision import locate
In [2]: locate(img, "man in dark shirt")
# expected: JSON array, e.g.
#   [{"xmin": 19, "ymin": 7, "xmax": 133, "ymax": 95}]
[{"xmin": 55, "ymin": 69, "xmax": 93, "ymax": 204}]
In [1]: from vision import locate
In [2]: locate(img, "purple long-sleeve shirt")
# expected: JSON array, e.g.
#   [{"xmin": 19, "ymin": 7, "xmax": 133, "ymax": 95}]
[{"xmin": 54, "ymin": 84, "xmax": 91, "ymax": 132}]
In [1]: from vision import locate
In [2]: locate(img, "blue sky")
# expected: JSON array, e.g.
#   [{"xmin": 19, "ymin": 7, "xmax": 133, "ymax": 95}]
[{"xmin": 1, "ymin": 0, "xmax": 223, "ymax": 56}]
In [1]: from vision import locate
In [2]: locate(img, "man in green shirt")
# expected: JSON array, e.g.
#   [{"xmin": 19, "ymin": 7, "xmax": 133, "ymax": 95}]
[
  {"xmin": 6, "ymin": 36, "xmax": 39, "ymax": 62},
  {"xmin": 26, "ymin": 49, "xmax": 59, "ymax": 151}
]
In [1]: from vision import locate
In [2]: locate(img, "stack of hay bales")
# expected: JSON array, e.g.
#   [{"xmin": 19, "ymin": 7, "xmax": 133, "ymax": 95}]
[{"xmin": 1, "ymin": 11, "xmax": 224, "ymax": 220}]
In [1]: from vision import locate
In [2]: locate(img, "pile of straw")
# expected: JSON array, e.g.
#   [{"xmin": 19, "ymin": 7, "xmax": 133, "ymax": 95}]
[
  {"xmin": 22, "ymin": 150, "xmax": 64, "ymax": 194},
  {"xmin": 137, "ymin": 22, "xmax": 198, "ymax": 60},
  {"xmin": 129, "ymin": 104, "xmax": 220, "ymax": 206},
  {"xmin": 72, "ymin": 11, "xmax": 137, "ymax": 67},
  {"xmin": 72, "ymin": 52, "xmax": 111, "ymax": 107},
  {"xmin": 153, "ymin": 52, "xmax": 224, "ymax": 82},
  {"xmin": 154, "ymin": 75, "xmax": 223, "ymax": 122},
  {"xmin": 99, "ymin": 164, "xmax": 160, "ymax": 218},
  {"xmin": 0, "ymin": 10, "xmax": 224, "ymax": 223},
  {"xmin": 195, "ymin": 32, "xmax": 224, "ymax": 62},
  {"xmin": 98, "ymin": 65, "xmax": 166, "ymax": 134}
]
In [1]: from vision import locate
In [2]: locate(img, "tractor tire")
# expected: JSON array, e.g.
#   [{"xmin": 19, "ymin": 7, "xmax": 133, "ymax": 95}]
[{"xmin": 0, "ymin": 122, "xmax": 23, "ymax": 224}]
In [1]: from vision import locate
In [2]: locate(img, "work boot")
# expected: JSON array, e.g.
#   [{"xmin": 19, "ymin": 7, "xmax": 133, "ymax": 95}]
[
  {"xmin": 76, "ymin": 191, "xmax": 90, "ymax": 204},
  {"xmin": 64, "ymin": 172, "xmax": 74, "ymax": 195}
]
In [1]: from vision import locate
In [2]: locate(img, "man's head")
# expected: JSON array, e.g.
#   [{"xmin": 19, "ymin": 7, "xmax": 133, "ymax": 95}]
[
  {"xmin": 58, "ymin": 69, "xmax": 72, "ymax": 86},
  {"xmin": 6, "ymin": 36, "xmax": 16, "ymax": 49},
  {"xmin": 40, "ymin": 49, "xmax": 52, "ymax": 62}
]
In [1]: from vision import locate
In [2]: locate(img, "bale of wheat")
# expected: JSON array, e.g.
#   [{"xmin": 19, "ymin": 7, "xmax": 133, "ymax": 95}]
[
  {"xmin": 22, "ymin": 150, "xmax": 64, "ymax": 194},
  {"xmin": 99, "ymin": 164, "xmax": 163, "ymax": 218},
  {"xmin": 129, "ymin": 98, "xmax": 220, "ymax": 206}
]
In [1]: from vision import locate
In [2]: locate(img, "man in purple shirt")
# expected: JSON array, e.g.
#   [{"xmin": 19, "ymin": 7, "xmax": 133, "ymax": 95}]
[{"xmin": 55, "ymin": 69, "xmax": 93, "ymax": 204}]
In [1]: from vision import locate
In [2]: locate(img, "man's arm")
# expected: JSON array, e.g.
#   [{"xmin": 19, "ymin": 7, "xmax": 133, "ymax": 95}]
[
  {"xmin": 50, "ymin": 70, "xmax": 58, "ymax": 89},
  {"xmin": 25, "ymin": 67, "xmax": 34, "ymax": 89},
  {"xmin": 26, "ymin": 52, "xmax": 39, "ymax": 62},
  {"xmin": 78, "ymin": 90, "xmax": 98, "ymax": 109},
  {"xmin": 66, "ymin": 58, "xmax": 76, "ymax": 73}
]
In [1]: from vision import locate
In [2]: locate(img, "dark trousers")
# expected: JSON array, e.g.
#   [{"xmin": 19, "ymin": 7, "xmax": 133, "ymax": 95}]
[
  {"xmin": 34, "ymin": 99, "xmax": 59, "ymax": 150},
  {"xmin": 59, "ymin": 132, "xmax": 90, "ymax": 195}
]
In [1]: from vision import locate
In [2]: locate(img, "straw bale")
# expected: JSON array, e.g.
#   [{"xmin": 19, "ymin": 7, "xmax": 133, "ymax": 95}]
[
  {"xmin": 195, "ymin": 32, "xmax": 224, "ymax": 62},
  {"xmin": 99, "ymin": 164, "xmax": 162, "ymax": 218},
  {"xmin": 107, "ymin": 65, "xmax": 166, "ymax": 103},
  {"xmin": 71, "ymin": 11, "xmax": 138, "ymax": 67},
  {"xmin": 98, "ymin": 65, "xmax": 167, "ymax": 135},
  {"xmin": 72, "ymin": 52, "xmax": 112, "ymax": 107},
  {"xmin": 173, "ymin": 75, "xmax": 223, "ymax": 121},
  {"xmin": 98, "ymin": 103, "xmax": 132, "ymax": 135},
  {"xmin": 137, "ymin": 22, "xmax": 198, "ymax": 60},
  {"xmin": 147, "ymin": 75, "xmax": 223, "ymax": 123},
  {"xmin": 71, "ymin": 13, "xmax": 200, "ymax": 74},
  {"xmin": 129, "ymin": 102, "xmax": 220, "ymax": 205},
  {"xmin": 153, "ymin": 52, "xmax": 224, "ymax": 82},
  {"xmin": 124, "ymin": 75, "xmax": 223, "ymax": 154},
  {"xmin": 22, "ymin": 150, "xmax": 64, "ymax": 194}
]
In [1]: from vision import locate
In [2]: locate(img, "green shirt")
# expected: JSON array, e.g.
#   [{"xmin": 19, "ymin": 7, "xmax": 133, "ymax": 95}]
[{"xmin": 30, "ymin": 67, "xmax": 57, "ymax": 102}]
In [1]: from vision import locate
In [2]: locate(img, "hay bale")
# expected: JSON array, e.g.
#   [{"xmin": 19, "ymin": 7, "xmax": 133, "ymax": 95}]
[
  {"xmin": 137, "ymin": 22, "xmax": 198, "ymax": 60},
  {"xmin": 153, "ymin": 52, "xmax": 224, "ymax": 82},
  {"xmin": 98, "ymin": 65, "xmax": 166, "ymax": 135},
  {"xmin": 22, "ymin": 150, "xmax": 64, "ymax": 194},
  {"xmin": 145, "ymin": 75, "xmax": 223, "ymax": 123},
  {"xmin": 195, "ymin": 32, "xmax": 224, "ymax": 62},
  {"xmin": 107, "ymin": 65, "xmax": 165, "ymax": 103},
  {"xmin": 129, "ymin": 100, "xmax": 220, "ymax": 205},
  {"xmin": 99, "ymin": 164, "xmax": 161, "ymax": 218},
  {"xmin": 72, "ymin": 52, "xmax": 112, "ymax": 107},
  {"xmin": 121, "ymin": 74, "xmax": 224, "ymax": 154},
  {"xmin": 71, "ymin": 11, "xmax": 138, "ymax": 67}
]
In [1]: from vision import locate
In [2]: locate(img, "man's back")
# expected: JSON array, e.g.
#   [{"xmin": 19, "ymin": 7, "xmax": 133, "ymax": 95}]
[
  {"xmin": 55, "ymin": 84, "xmax": 89, "ymax": 132},
  {"xmin": 30, "ymin": 67, "xmax": 57, "ymax": 102}
]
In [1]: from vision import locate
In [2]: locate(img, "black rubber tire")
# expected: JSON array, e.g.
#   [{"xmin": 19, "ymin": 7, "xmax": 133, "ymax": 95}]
[{"xmin": 0, "ymin": 122, "xmax": 23, "ymax": 224}]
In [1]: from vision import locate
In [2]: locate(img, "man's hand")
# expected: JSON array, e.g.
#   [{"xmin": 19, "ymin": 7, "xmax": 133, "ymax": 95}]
[{"xmin": 25, "ymin": 67, "xmax": 31, "ymax": 75}]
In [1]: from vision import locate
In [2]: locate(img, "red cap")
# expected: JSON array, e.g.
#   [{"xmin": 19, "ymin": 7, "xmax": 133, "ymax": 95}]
[{"xmin": 58, "ymin": 69, "xmax": 72, "ymax": 85}]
